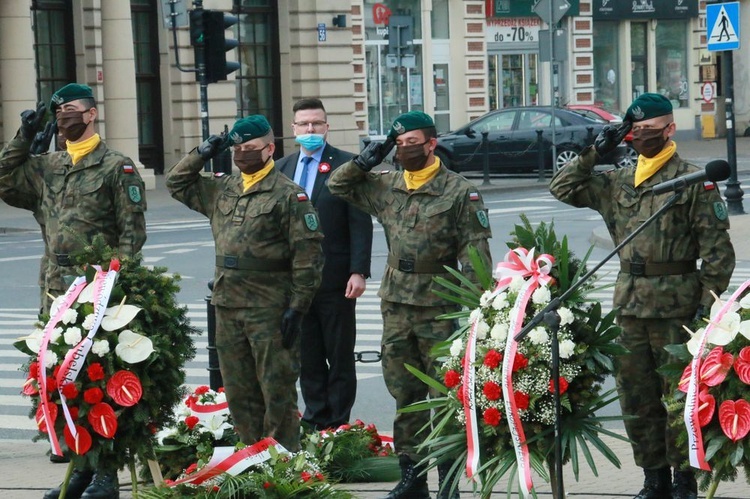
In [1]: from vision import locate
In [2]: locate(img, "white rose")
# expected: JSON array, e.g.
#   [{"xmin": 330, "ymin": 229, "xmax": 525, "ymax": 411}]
[
  {"xmin": 43, "ymin": 351, "xmax": 59, "ymax": 369},
  {"xmin": 532, "ymin": 286, "xmax": 551, "ymax": 305},
  {"xmin": 490, "ymin": 322, "xmax": 508, "ymax": 342},
  {"xmin": 528, "ymin": 327, "xmax": 549, "ymax": 345},
  {"xmin": 63, "ymin": 326, "xmax": 83, "ymax": 346},
  {"xmin": 559, "ymin": 339, "xmax": 576, "ymax": 359},
  {"xmin": 509, "ymin": 276, "xmax": 525, "ymax": 293},
  {"xmin": 61, "ymin": 308, "xmax": 78, "ymax": 325},
  {"xmin": 558, "ymin": 307, "xmax": 574, "ymax": 327},
  {"xmin": 91, "ymin": 339, "xmax": 110, "ymax": 356},
  {"xmin": 50, "ymin": 327, "xmax": 63, "ymax": 344},
  {"xmin": 450, "ymin": 338, "xmax": 464, "ymax": 357},
  {"xmin": 82, "ymin": 314, "xmax": 96, "ymax": 331},
  {"xmin": 476, "ymin": 320, "xmax": 490, "ymax": 340},
  {"xmin": 469, "ymin": 308, "xmax": 483, "ymax": 325},
  {"xmin": 492, "ymin": 292, "xmax": 509, "ymax": 310},
  {"xmin": 479, "ymin": 290, "xmax": 494, "ymax": 307}
]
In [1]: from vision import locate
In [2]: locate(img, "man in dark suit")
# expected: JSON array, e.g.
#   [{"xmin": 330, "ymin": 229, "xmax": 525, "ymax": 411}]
[{"xmin": 277, "ymin": 98, "xmax": 373, "ymax": 430}]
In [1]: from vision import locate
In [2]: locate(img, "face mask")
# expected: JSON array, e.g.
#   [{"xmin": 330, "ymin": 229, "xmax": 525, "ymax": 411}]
[
  {"xmin": 631, "ymin": 125, "xmax": 669, "ymax": 158},
  {"xmin": 295, "ymin": 133, "xmax": 325, "ymax": 152},
  {"xmin": 396, "ymin": 141, "xmax": 430, "ymax": 171},
  {"xmin": 234, "ymin": 146, "xmax": 268, "ymax": 172},
  {"xmin": 57, "ymin": 110, "xmax": 90, "ymax": 142}
]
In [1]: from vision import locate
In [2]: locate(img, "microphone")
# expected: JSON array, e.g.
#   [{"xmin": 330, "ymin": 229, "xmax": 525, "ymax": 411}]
[{"xmin": 651, "ymin": 160, "xmax": 731, "ymax": 195}]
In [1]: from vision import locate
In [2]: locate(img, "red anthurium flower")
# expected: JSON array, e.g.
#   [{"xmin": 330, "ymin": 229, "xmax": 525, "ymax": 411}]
[
  {"xmin": 69, "ymin": 407, "xmax": 79, "ymax": 421},
  {"xmin": 698, "ymin": 388, "xmax": 716, "ymax": 427},
  {"xmin": 483, "ymin": 407, "xmax": 501, "ymax": 426},
  {"xmin": 185, "ymin": 416, "xmax": 199, "ymax": 430},
  {"xmin": 46, "ymin": 377, "xmax": 58, "ymax": 392},
  {"xmin": 35, "ymin": 403, "xmax": 58, "ymax": 434},
  {"xmin": 106, "ymin": 370, "xmax": 143, "ymax": 407},
  {"xmin": 64, "ymin": 424, "xmax": 92, "ymax": 455},
  {"xmin": 512, "ymin": 352, "xmax": 529, "ymax": 372},
  {"xmin": 194, "ymin": 385, "xmax": 210, "ymax": 395},
  {"xmin": 29, "ymin": 362, "xmax": 40, "ymax": 378},
  {"xmin": 483, "ymin": 349, "xmax": 503, "ymax": 369},
  {"xmin": 719, "ymin": 399, "xmax": 750, "ymax": 442},
  {"xmin": 22, "ymin": 375, "xmax": 39, "ymax": 396},
  {"xmin": 701, "ymin": 347, "xmax": 734, "ymax": 387},
  {"xmin": 61, "ymin": 383, "xmax": 79, "ymax": 400},
  {"xmin": 84, "ymin": 387, "xmax": 104, "ymax": 405},
  {"xmin": 444, "ymin": 370, "xmax": 460, "ymax": 388},
  {"xmin": 88, "ymin": 402, "xmax": 118, "ymax": 438},
  {"xmin": 87, "ymin": 363, "xmax": 105, "ymax": 382},
  {"xmin": 733, "ymin": 347, "xmax": 750, "ymax": 385},
  {"xmin": 514, "ymin": 391, "xmax": 530, "ymax": 410},
  {"xmin": 315, "ymin": 472, "xmax": 325, "ymax": 481},
  {"xmin": 109, "ymin": 258, "xmax": 120, "ymax": 272},
  {"xmin": 483, "ymin": 381, "xmax": 502, "ymax": 401},
  {"xmin": 548, "ymin": 377, "xmax": 569, "ymax": 395}
]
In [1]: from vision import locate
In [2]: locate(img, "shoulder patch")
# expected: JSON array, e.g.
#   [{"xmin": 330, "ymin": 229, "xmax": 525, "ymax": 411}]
[
  {"xmin": 713, "ymin": 201, "xmax": 728, "ymax": 221},
  {"xmin": 304, "ymin": 213, "xmax": 319, "ymax": 231},
  {"xmin": 127, "ymin": 185, "xmax": 142, "ymax": 204},
  {"xmin": 703, "ymin": 181, "xmax": 716, "ymax": 191},
  {"xmin": 476, "ymin": 209, "xmax": 489, "ymax": 228},
  {"xmin": 469, "ymin": 191, "xmax": 480, "ymax": 201},
  {"xmin": 297, "ymin": 192, "xmax": 309, "ymax": 202},
  {"xmin": 122, "ymin": 164, "xmax": 134, "ymax": 174}
]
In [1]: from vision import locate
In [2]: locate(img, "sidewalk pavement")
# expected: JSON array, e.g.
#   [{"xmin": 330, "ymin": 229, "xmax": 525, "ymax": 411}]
[{"xmin": 1, "ymin": 137, "xmax": 749, "ymax": 498}]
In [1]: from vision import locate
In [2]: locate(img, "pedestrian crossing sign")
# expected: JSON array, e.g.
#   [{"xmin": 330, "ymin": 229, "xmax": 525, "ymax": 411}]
[{"xmin": 707, "ymin": 2, "xmax": 740, "ymax": 52}]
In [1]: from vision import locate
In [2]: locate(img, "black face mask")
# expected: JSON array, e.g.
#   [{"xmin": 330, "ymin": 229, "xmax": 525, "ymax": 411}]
[
  {"xmin": 234, "ymin": 146, "xmax": 268, "ymax": 173},
  {"xmin": 57, "ymin": 110, "xmax": 90, "ymax": 142},
  {"xmin": 396, "ymin": 141, "xmax": 430, "ymax": 171},
  {"xmin": 631, "ymin": 124, "xmax": 669, "ymax": 158}
]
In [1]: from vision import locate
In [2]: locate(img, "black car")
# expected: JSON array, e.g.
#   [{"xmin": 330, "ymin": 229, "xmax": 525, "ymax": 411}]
[{"xmin": 435, "ymin": 106, "xmax": 626, "ymax": 173}]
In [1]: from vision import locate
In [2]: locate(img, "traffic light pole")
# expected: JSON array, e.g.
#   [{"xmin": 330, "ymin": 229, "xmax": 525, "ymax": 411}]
[{"xmin": 722, "ymin": 50, "xmax": 745, "ymax": 214}]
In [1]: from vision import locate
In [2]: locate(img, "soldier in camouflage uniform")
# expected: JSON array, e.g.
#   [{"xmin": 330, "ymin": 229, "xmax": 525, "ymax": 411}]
[
  {"xmin": 0, "ymin": 83, "xmax": 147, "ymax": 499},
  {"xmin": 550, "ymin": 93, "xmax": 735, "ymax": 499},
  {"xmin": 167, "ymin": 115, "xmax": 324, "ymax": 453},
  {"xmin": 328, "ymin": 111, "xmax": 492, "ymax": 499}
]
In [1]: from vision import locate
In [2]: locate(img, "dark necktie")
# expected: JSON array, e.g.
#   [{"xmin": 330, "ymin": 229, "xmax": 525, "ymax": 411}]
[{"xmin": 300, "ymin": 155, "xmax": 313, "ymax": 194}]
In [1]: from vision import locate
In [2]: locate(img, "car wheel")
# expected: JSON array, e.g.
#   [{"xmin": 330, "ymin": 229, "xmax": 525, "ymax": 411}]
[
  {"xmin": 555, "ymin": 148, "xmax": 579, "ymax": 170},
  {"xmin": 435, "ymin": 149, "xmax": 455, "ymax": 172},
  {"xmin": 617, "ymin": 144, "xmax": 638, "ymax": 168}
]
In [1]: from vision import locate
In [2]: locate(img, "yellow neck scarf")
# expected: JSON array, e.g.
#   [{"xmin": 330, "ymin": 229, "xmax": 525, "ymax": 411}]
[
  {"xmin": 241, "ymin": 159, "xmax": 275, "ymax": 191},
  {"xmin": 67, "ymin": 134, "xmax": 101, "ymax": 165},
  {"xmin": 404, "ymin": 158, "xmax": 440, "ymax": 190},
  {"xmin": 634, "ymin": 141, "xmax": 677, "ymax": 187}
]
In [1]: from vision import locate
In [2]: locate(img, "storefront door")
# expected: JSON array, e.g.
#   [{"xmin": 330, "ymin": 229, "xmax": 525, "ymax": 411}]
[{"xmin": 489, "ymin": 52, "xmax": 538, "ymax": 109}]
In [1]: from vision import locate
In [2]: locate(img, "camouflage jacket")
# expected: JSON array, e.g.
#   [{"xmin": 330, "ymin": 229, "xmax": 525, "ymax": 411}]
[
  {"xmin": 327, "ymin": 160, "xmax": 492, "ymax": 307},
  {"xmin": 166, "ymin": 151, "xmax": 324, "ymax": 311},
  {"xmin": 550, "ymin": 146, "xmax": 735, "ymax": 318},
  {"xmin": 0, "ymin": 131, "xmax": 147, "ymax": 292}
]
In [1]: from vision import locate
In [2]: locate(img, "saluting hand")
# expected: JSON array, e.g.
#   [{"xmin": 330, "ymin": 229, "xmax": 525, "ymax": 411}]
[
  {"xmin": 594, "ymin": 120, "xmax": 632, "ymax": 158},
  {"xmin": 20, "ymin": 102, "xmax": 47, "ymax": 141},
  {"xmin": 197, "ymin": 134, "xmax": 226, "ymax": 160},
  {"xmin": 353, "ymin": 136, "xmax": 396, "ymax": 172}
]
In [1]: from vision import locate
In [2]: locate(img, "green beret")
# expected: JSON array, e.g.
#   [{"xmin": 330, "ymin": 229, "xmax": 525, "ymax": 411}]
[
  {"xmin": 389, "ymin": 111, "xmax": 435, "ymax": 138},
  {"xmin": 50, "ymin": 83, "xmax": 94, "ymax": 111},
  {"xmin": 625, "ymin": 93, "xmax": 672, "ymax": 122},
  {"xmin": 227, "ymin": 115, "xmax": 272, "ymax": 145}
]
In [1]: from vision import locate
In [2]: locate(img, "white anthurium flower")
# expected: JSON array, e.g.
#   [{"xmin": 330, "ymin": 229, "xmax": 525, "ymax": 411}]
[
  {"xmin": 740, "ymin": 294, "xmax": 750, "ymax": 310},
  {"xmin": 155, "ymin": 427, "xmax": 178, "ymax": 446},
  {"xmin": 739, "ymin": 320, "xmax": 750, "ymax": 341},
  {"xmin": 200, "ymin": 414, "xmax": 233, "ymax": 440},
  {"xmin": 558, "ymin": 307, "xmax": 574, "ymax": 327},
  {"xmin": 705, "ymin": 311, "xmax": 741, "ymax": 346},
  {"xmin": 49, "ymin": 295, "xmax": 66, "ymax": 317},
  {"xmin": 23, "ymin": 329, "xmax": 45, "ymax": 354},
  {"xmin": 101, "ymin": 303, "xmax": 142, "ymax": 332},
  {"xmin": 77, "ymin": 281, "xmax": 97, "ymax": 304},
  {"xmin": 709, "ymin": 299, "xmax": 741, "ymax": 321},
  {"xmin": 450, "ymin": 338, "xmax": 463, "ymax": 357},
  {"xmin": 686, "ymin": 328, "xmax": 704, "ymax": 356},
  {"xmin": 115, "ymin": 329, "xmax": 154, "ymax": 364}
]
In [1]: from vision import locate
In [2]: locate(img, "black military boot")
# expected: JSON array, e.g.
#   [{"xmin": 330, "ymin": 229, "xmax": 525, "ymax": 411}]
[
  {"xmin": 634, "ymin": 467, "xmax": 672, "ymax": 499},
  {"xmin": 384, "ymin": 454, "xmax": 430, "ymax": 499},
  {"xmin": 672, "ymin": 469, "xmax": 697, "ymax": 499},
  {"xmin": 437, "ymin": 462, "xmax": 460, "ymax": 499},
  {"xmin": 80, "ymin": 469, "xmax": 119, "ymax": 499},
  {"xmin": 43, "ymin": 468, "xmax": 94, "ymax": 499}
]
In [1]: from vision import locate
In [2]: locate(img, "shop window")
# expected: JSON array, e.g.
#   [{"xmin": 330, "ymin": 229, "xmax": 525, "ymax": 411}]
[
  {"xmin": 593, "ymin": 21, "xmax": 620, "ymax": 112},
  {"xmin": 656, "ymin": 21, "xmax": 689, "ymax": 109}
]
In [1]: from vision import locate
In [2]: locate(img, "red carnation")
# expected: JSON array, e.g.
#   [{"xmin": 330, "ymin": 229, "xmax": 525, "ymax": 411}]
[
  {"xmin": 444, "ymin": 370, "xmax": 461, "ymax": 388},
  {"xmin": 46, "ymin": 377, "xmax": 58, "ymax": 392},
  {"xmin": 194, "ymin": 385, "xmax": 210, "ymax": 395},
  {"xmin": 512, "ymin": 353, "xmax": 529, "ymax": 372},
  {"xmin": 29, "ymin": 362, "xmax": 40, "ymax": 378},
  {"xmin": 61, "ymin": 383, "xmax": 79, "ymax": 400},
  {"xmin": 84, "ymin": 387, "xmax": 104, "ymax": 405},
  {"xmin": 483, "ymin": 407, "xmax": 501, "ymax": 426},
  {"xmin": 69, "ymin": 406, "xmax": 79, "ymax": 421},
  {"xmin": 185, "ymin": 416, "xmax": 200, "ymax": 430},
  {"xmin": 483, "ymin": 349, "xmax": 503, "ymax": 369},
  {"xmin": 108, "ymin": 258, "xmax": 120, "ymax": 272},
  {"xmin": 548, "ymin": 377, "xmax": 569, "ymax": 395},
  {"xmin": 483, "ymin": 381, "xmax": 502, "ymax": 401},
  {"xmin": 514, "ymin": 391, "xmax": 530, "ymax": 410},
  {"xmin": 263, "ymin": 482, "xmax": 272, "ymax": 489},
  {"xmin": 315, "ymin": 472, "xmax": 325, "ymax": 481},
  {"xmin": 301, "ymin": 471, "xmax": 312, "ymax": 482},
  {"xmin": 456, "ymin": 384, "xmax": 465, "ymax": 404},
  {"xmin": 87, "ymin": 363, "xmax": 105, "ymax": 382},
  {"xmin": 217, "ymin": 387, "xmax": 225, "ymax": 393}
]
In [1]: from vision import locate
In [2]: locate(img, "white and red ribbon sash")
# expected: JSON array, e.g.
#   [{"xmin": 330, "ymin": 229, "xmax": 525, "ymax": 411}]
[
  {"xmin": 187, "ymin": 397, "xmax": 230, "ymax": 422},
  {"xmin": 169, "ymin": 437, "xmax": 286, "ymax": 486},
  {"xmin": 684, "ymin": 279, "xmax": 750, "ymax": 470},
  {"xmin": 462, "ymin": 319, "xmax": 480, "ymax": 479}
]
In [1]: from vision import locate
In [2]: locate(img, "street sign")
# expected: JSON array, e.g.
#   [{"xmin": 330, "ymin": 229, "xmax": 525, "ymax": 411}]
[
  {"xmin": 701, "ymin": 82, "xmax": 715, "ymax": 104},
  {"xmin": 532, "ymin": 0, "xmax": 571, "ymax": 25},
  {"xmin": 160, "ymin": 0, "xmax": 188, "ymax": 29},
  {"xmin": 318, "ymin": 23, "xmax": 327, "ymax": 42},
  {"xmin": 538, "ymin": 29, "xmax": 568, "ymax": 62},
  {"xmin": 707, "ymin": 2, "xmax": 740, "ymax": 52}
]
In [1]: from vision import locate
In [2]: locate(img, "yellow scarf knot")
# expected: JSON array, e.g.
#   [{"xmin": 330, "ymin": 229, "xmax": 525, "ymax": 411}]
[
  {"xmin": 404, "ymin": 158, "xmax": 440, "ymax": 190},
  {"xmin": 634, "ymin": 141, "xmax": 676, "ymax": 187},
  {"xmin": 67, "ymin": 134, "xmax": 101, "ymax": 165},
  {"xmin": 242, "ymin": 159, "xmax": 275, "ymax": 191}
]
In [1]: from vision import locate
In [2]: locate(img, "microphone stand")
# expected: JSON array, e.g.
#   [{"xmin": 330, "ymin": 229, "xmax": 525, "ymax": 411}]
[{"xmin": 513, "ymin": 189, "xmax": 684, "ymax": 499}]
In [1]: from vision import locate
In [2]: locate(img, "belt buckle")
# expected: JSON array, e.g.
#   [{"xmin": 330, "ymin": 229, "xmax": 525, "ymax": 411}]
[
  {"xmin": 224, "ymin": 256, "xmax": 238, "ymax": 269},
  {"xmin": 56, "ymin": 254, "xmax": 71, "ymax": 266},
  {"xmin": 630, "ymin": 262, "xmax": 645, "ymax": 276},
  {"xmin": 399, "ymin": 259, "xmax": 415, "ymax": 273}
]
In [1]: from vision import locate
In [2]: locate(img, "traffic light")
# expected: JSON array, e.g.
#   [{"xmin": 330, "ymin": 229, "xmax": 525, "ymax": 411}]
[
  {"xmin": 189, "ymin": 9, "xmax": 205, "ymax": 47},
  {"xmin": 203, "ymin": 10, "xmax": 241, "ymax": 83}
]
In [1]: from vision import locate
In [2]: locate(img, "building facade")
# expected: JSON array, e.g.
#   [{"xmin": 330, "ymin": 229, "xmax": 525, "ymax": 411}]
[{"xmin": 0, "ymin": 0, "xmax": 745, "ymax": 190}]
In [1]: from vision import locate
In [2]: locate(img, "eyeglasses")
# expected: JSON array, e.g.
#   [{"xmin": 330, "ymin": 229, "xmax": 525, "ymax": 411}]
[{"xmin": 293, "ymin": 121, "xmax": 327, "ymax": 129}]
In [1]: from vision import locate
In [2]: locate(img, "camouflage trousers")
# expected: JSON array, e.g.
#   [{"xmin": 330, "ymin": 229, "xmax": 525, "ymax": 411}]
[
  {"xmin": 615, "ymin": 315, "xmax": 692, "ymax": 469},
  {"xmin": 380, "ymin": 300, "xmax": 457, "ymax": 461},
  {"xmin": 215, "ymin": 305, "xmax": 301, "ymax": 451}
]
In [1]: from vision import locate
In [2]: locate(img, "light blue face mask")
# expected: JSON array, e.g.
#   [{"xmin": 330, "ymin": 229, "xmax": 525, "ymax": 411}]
[{"xmin": 295, "ymin": 133, "xmax": 325, "ymax": 151}]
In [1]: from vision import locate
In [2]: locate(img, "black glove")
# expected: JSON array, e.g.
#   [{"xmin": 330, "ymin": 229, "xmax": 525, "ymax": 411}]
[
  {"xmin": 197, "ymin": 134, "xmax": 226, "ymax": 160},
  {"xmin": 594, "ymin": 120, "xmax": 632, "ymax": 157},
  {"xmin": 280, "ymin": 308, "xmax": 303, "ymax": 349},
  {"xmin": 20, "ymin": 102, "xmax": 47, "ymax": 141},
  {"xmin": 693, "ymin": 305, "xmax": 708, "ymax": 324},
  {"xmin": 353, "ymin": 136, "xmax": 396, "ymax": 172},
  {"xmin": 30, "ymin": 121, "xmax": 57, "ymax": 155}
]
